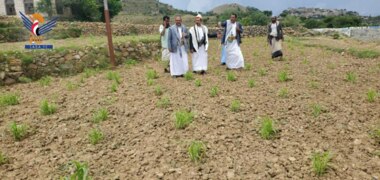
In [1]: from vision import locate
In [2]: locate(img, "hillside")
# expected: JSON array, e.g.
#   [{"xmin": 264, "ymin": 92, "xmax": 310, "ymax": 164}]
[
  {"xmin": 281, "ymin": 8, "xmax": 359, "ymax": 18},
  {"xmin": 211, "ymin": 3, "xmax": 247, "ymax": 14},
  {"xmin": 121, "ymin": 0, "xmax": 196, "ymax": 16}
]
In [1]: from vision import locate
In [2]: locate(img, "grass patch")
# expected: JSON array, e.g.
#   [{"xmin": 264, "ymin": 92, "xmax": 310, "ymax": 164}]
[
  {"xmin": 258, "ymin": 68, "xmax": 268, "ymax": 76},
  {"xmin": 147, "ymin": 79, "xmax": 154, "ymax": 86},
  {"xmin": 157, "ymin": 96, "xmax": 170, "ymax": 108},
  {"xmin": 184, "ymin": 71, "xmax": 194, "ymax": 81},
  {"xmin": 92, "ymin": 108, "xmax": 108, "ymax": 123},
  {"xmin": 348, "ymin": 48, "xmax": 380, "ymax": 59},
  {"xmin": 260, "ymin": 117, "xmax": 277, "ymax": 140},
  {"xmin": 174, "ymin": 110, "xmax": 194, "ymax": 129},
  {"xmin": 146, "ymin": 69, "xmax": 158, "ymax": 80},
  {"xmin": 0, "ymin": 152, "xmax": 9, "ymax": 165},
  {"xmin": 39, "ymin": 76, "xmax": 52, "ymax": 86},
  {"xmin": 309, "ymin": 80, "xmax": 319, "ymax": 89},
  {"xmin": 312, "ymin": 151, "xmax": 332, "ymax": 176},
  {"xmin": 62, "ymin": 161, "xmax": 91, "ymax": 180},
  {"xmin": 210, "ymin": 86, "xmax": 219, "ymax": 97},
  {"xmin": 88, "ymin": 128, "xmax": 104, "ymax": 145},
  {"xmin": 302, "ymin": 58, "xmax": 310, "ymax": 65},
  {"xmin": 110, "ymin": 82, "xmax": 118, "ymax": 93},
  {"xmin": 82, "ymin": 68, "xmax": 98, "ymax": 78},
  {"xmin": 40, "ymin": 99, "xmax": 57, "ymax": 115},
  {"xmin": 66, "ymin": 81, "xmax": 79, "ymax": 91},
  {"xmin": 372, "ymin": 128, "xmax": 380, "ymax": 144},
  {"xmin": 248, "ymin": 79, "xmax": 256, "ymax": 88},
  {"xmin": 278, "ymin": 70, "xmax": 290, "ymax": 82},
  {"xmin": 0, "ymin": 93, "xmax": 19, "ymax": 106},
  {"xmin": 18, "ymin": 76, "xmax": 32, "ymax": 83},
  {"xmin": 154, "ymin": 85, "xmax": 163, "ymax": 96},
  {"xmin": 245, "ymin": 63, "xmax": 253, "ymax": 70},
  {"xmin": 366, "ymin": 89, "xmax": 378, "ymax": 103},
  {"xmin": 345, "ymin": 71, "xmax": 357, "ymax": 83},
  {"xmin": 227, "ymin": 71, "xmax": 237, "ymax": 81},
  {"xmin": 9, "ymin": 121, "xmax": 28, "ymax": 141},
  {"xmin": 311, "ymin": 103, "xmax": 325, "ymax": 117},
  {"xmin": 278, "ymin": 87, "xmax": 289, "ymax": 98},
  {"xmin": 106, "ymin": 71, "xmax": 121, "ymax": 84},
  {"xmin": 188, "ymin": 141, "xmax": 206, "ymax": 163},
  {"xmin": 230, "ymin": 100, "xmax": 241, "ymax": 112},
  {"xmin": 195, "ymin": 79, "xmax": 202, "ymax": 87},
  {"xmin": 125, "ymin": 58, "xmax": 138, "ymax": 68}
]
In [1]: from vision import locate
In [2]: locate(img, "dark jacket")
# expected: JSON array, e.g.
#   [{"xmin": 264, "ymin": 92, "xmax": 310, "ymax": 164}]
[
  {"xmin": 268, "ymin": 22, "xmax": 284, "ymax": 41},
  {"xmin": 221, "ymin": 20, "xmax": 243, "ymax": 45}
]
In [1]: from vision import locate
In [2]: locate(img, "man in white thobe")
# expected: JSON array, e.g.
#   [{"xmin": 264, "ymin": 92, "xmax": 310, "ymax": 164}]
[
  {"xmin": 168, "ymin": 15, "xmax": 189, "ymax": 78},
  {"xmin": 159, "ymin": 16, "xmax": 170, "ymax": 72},
  {"xmin": 189, "ymin": 14, "xmax": 209, "ymax": 75},
  {"xmin": 220, "ymin": 13, "xmax": 244, "ymax": 70}
]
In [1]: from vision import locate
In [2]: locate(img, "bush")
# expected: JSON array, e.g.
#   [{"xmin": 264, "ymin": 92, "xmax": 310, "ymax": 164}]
[
  {"xmin": 62, "ymin": 161, "xmax": 91, "ymax": 180},
  {"xmin": 40, "ymin": 99, "xmax": 57, "ymax": 115},
  {"xmin": 260, "ymin": 117, "xmax": 277, "ymax": 139},
  {"xmin": 174, "ymin": 110, "xmax": 194, "ymax": 129},
  {"xmin": 188, "ymin": 141, "xmax": 206, "ymax": 162},
  {"xmin": 312, "ymin": 151, "xmax": 332, "ymax": 176},
  {"xmin": 93, "ymin": 108, "xmax": 108, "ymax": 123},
  {"xmin": 9, "ymin": 121, "xmax": 28, "ymax": 141},
  {"xmin": 0, "ymin": 152, "xmax": 9, "ymax": 165},
  {"xmin": 0, "ymin": 93, "xmax": 20, "ymax": 106}
]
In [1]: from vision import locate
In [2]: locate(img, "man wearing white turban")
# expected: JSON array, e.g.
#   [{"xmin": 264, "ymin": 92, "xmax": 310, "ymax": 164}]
[{"xmin": 189, "ymin": 14, "xmax": 209, "ymax": 74}]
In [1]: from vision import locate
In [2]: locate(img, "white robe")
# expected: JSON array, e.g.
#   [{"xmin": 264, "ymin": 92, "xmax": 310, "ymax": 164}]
[
  {"xmin": 192, "ymin": 45, "xmax": 208, "ymax": 71},
  {"xmin": 170, "ymin": 45, "xmax": 189, "ymax": 76},
  {"xmin": 162, "ymin": 48, "xmax": 170, "ymax": 61},
  {"xmin": 225, "ymin": 22, "xmax": 244, "ymax": 69},
  {"xmin": 189, "ymin": 25, "xmax": 208, "ymax": 71}
]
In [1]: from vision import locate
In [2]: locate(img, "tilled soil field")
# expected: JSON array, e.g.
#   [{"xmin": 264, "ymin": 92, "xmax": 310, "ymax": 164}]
[{"xmin": 0, "ymin": 37, "xmax": 379, "ymax": 179}]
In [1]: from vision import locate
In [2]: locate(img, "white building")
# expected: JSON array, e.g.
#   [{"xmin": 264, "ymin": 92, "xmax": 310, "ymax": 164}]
[{"xmin": 0, "ymin": 0, "xmax": 68, "ymax": 16}]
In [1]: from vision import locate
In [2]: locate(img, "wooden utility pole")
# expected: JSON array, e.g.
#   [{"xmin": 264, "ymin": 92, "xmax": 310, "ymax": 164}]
[{"xmin": 104, "ymin": 0, "xmax": 116, "ymax": 67}]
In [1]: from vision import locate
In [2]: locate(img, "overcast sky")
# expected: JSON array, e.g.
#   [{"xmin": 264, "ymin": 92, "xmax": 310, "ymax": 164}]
[{"xmin": 159, "ymin": 0, "xmax": 380, "ymax": 16}]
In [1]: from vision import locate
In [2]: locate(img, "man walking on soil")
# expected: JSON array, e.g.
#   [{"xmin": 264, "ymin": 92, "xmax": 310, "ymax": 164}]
[
  {"xmin": 159, "ymin": 16, "xmax": 170, "ymax": 73},
  {"xmin": 168, "ymin": 15, "xmax": 189, "ymax": 78},
  {"xmin": 219, "ymin": 13, "xmax": 244, "ymax": 70},
  {"xmin": 268, "ymin": 16, "xmax": 284, "ymax": 60},
  {"xmin": 189, "ymin": 14, "xmax": 209, "ymax": 75}
]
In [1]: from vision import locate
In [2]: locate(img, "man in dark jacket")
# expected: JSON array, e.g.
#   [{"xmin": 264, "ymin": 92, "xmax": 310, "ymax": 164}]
[
  {"xmin": 219, "ymin": 13, "xmax": 244, "ymax": 69},
  {"xmin": 268, "ymin": 16, "xmax": 284, "ymax": 59}
]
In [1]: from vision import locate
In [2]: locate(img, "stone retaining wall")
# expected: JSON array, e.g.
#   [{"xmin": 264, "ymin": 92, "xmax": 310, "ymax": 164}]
[{"xmin": 0, "ymin": 40, "xmax": 160, "ymax": 85}]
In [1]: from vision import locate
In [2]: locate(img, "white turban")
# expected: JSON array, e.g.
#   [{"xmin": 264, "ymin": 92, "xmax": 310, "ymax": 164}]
[{"xmin": 196, "ymin": 14, "xmax": 202, "ymax": 19}]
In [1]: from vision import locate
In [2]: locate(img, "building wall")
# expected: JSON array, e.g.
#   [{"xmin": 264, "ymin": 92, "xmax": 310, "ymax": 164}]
[
  {"xmin": 0, "ymin": 0, "xmax": 43, "ymax": 16},
  {"xmin": 14, "ymin": 0, "xmax": 25, "ymax": 15},
  {"xmin": 0, "ymin": 1, "xmax": 5, "ymax": 15}
]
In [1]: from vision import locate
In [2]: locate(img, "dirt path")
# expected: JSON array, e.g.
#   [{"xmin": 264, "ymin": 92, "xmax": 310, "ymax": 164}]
[{"xmin": 0, "ymin": 37, "xmax": 379, "ymax": 179}]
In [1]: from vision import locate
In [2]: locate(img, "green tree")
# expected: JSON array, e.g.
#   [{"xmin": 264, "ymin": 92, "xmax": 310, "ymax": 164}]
[
  {"xmin": 63, "ymin": 0, "xmax": 122, "ymax": 22},
  {"xmin": 64, "ymin": 0, "xmax": 100, "ymax": 21},
  {"xmin": 262, "ymin": 10, "xmax": 272, "ymax": 17},
  {"xmin": 37, "ymin": 0, "xmax": 54, "ymax": 19},
  {"xmin": 304, "ymin": 19, "xmax": 326, "ymax": 29},
  {"xmin": 250, "ymin": 12, "xmax": 270, "ymax": 25},
  {"xmin": 98, "ymin": 0, "xmax": 122, "ymax": 22},
  {"xmin": 282, "ymin": 15, "xmax": 302, "ymax": 27}
]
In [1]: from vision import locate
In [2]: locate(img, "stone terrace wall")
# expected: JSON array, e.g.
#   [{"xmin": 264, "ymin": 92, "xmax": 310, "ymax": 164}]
[{"xmin": 0, "ymin": 40, "xmax": 160, "ymax": 85}]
